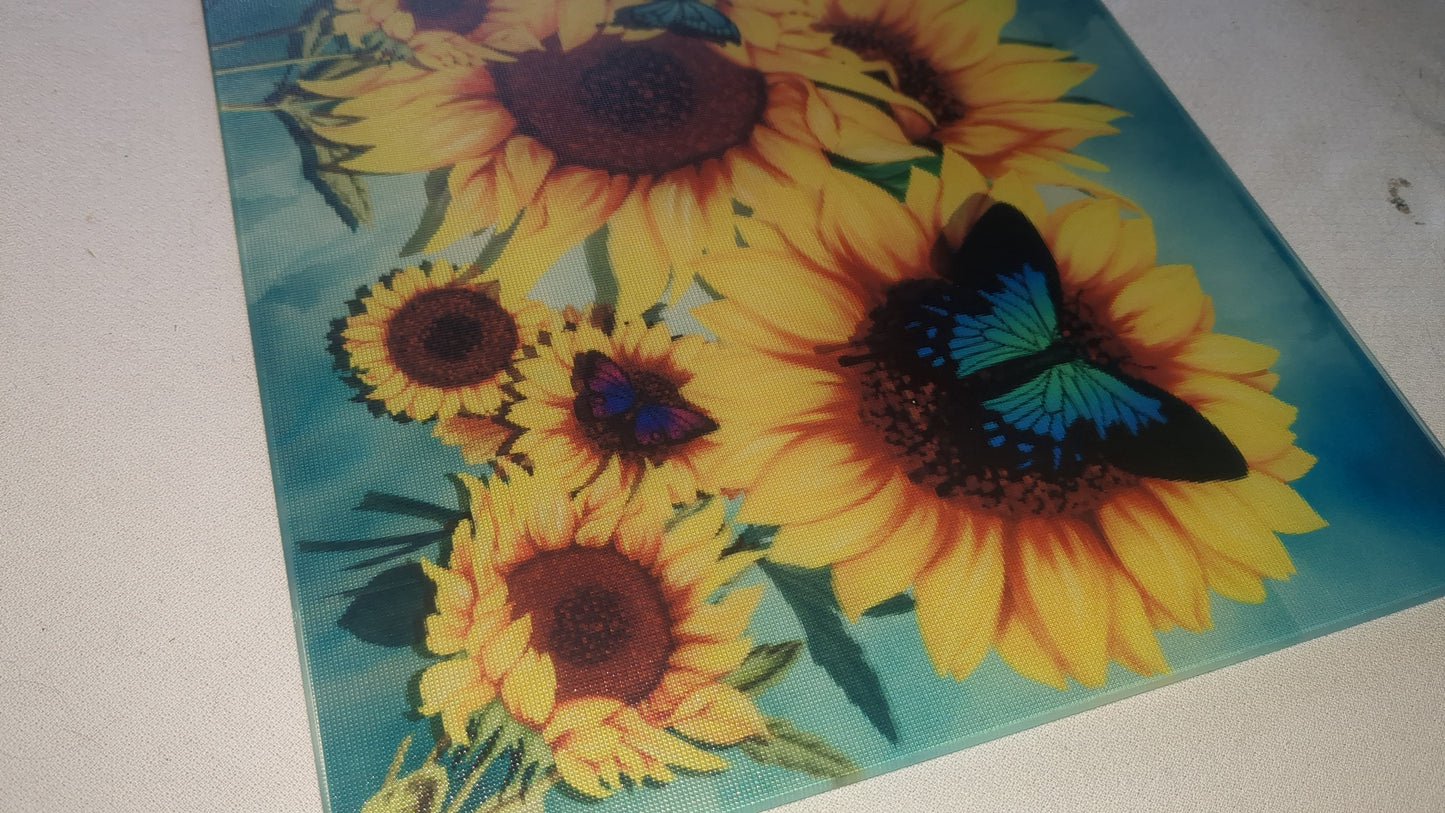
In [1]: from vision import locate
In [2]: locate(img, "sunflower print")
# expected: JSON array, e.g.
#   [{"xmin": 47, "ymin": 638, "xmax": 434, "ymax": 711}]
[
  {"xmin": 501, "ymin": 306, "xmax": 731, "ymax": 503},
  {"xmin": 336, "ymin": 260, "xmax": 551, "ymax": 422},
  {"xmin": 803, "ymin": 0, "xmax": 1127, "ymax": 224},
  {"xmin": 302, "ymin": 0, "xmax": 933, "ymax": 318},
  {"xmin": 417, "ymin": 464, "xmax": 767, "ymax": 797},
  {"xmin": 330, "ymin": 0, "xmax": 518, "ymax": 68},
  {"xmin": 686, "ymin": 178, "xmax": 1325, "ymax": 688}
]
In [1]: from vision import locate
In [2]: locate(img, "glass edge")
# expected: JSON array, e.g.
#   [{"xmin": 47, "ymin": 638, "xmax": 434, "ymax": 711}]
[
  {"xmin": 1085, "ymin": 0, "xmax": 1445, "ymax": 460},
  {"xmin": 195, "ymin": 6, "xmax": 337, "ymax": 812}
]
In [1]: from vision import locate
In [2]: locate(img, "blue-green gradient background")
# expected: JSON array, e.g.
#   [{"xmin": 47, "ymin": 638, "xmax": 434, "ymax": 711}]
[{"xmin": 205, "ymin": 1, "xmax": 1445, "ymax": 811}]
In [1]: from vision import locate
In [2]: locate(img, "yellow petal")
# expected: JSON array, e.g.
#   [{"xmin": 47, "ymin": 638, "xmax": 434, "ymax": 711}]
[
  {"xmin": 555, "ymin": 751, "xmax": 612, "ymax": 798},
  {"xmin": 1014, "ymin": 518, "xmax": 1110, "ymax": 687},
  {"xmin": 560, "ymin": 724, "xmax": 623, "ymax": 764},
  {"xmin": 659, "ymin": 498, "xmax": 728, "ymax": 563},
  {"xmin": 766, "ymin": 474, "xmax": 906, "ymax": 568},
  {"xmin": 667, "ymin": 683, "xmax": 767, "ymax": 746},
  {"xmin": 418, "ymin": 657, "xmax": 481, "ymax": 715},
  {"xmin": 1259, "ymin": 445, "xmax": 1318, "ymax": 482},
  {"xmin": 736, "ymin": 434, "xmax": 879, "ymax": 526},
  {"xmin": 1221, "ymin": 472, "xmax": 1326, "ymax": 534},
  {"xmin": 1174, "ymin": 333, "xmax": 1280, "ymax": 376},
  {"xmin": 1109, "ymin": 264, "xmax": 1207, "ymax": 348},
  {"xmin": 482, "ymin": 615, "xmax": 533, "ymax": 677},
  {"xmin": 1147, "ymin": 480, "xmax": 1296, "ymax": 580},
  {"xmin": 994, "ymin": 602, "xmax": 1067, "ymax": 690},
  {"xmin": 832, "ymin": 499, "xmax": 942, "ymax": 620},
  {"xmin": 441, "ymin": 682, "xmax": 495, "ymax": 745},
  {"xmin": 674, "ymin": 584, "xmax": 764, "ymax": 643},
  {"xmin": 1097, "ymin": 490, "xmax": 1210, "ymax": 632},
  {"xmin": 913, "ymin": 512, "xmax": 1005, "ymax": 679},
  {"xmin": 1197, "ymin": 544, "xmax": 1268, "ymax": 603},
  {"xmin": 669, "ymin": 638, "xmax": 753, "ymax": 678},
  {"xmin": 501, "ymin": 651, "xmax": 556, "ymax": 726},
  {"xmin": 543, "ymin": 697, "xmax": 625, "ymax": 743},
  {"xmin": 620, "ymin": 723, "xmax": 728, "ymax": 773},
  {"xmin": 690, "ymin": 250, "xmax": 864, "ymax": 348},
  {"xmin": 1051, "ymin": 198, "xmax": 1122, "ymax": 288},
  {"xmin": 1103, "ymin": 565, "xmax": 1170, "ymax": 677}
]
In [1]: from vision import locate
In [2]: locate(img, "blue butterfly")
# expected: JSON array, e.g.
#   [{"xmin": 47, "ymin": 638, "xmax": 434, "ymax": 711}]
[
  {"xmin": 613, "ymin": 0, "xmax": 742, "ymax": 45},
  {"xmin": 574, "ymin": 350, "xmax": 718, "ymax": 448},
  {"xmin": 890, "ymin": 204, "xmax": 1246, "ymax": 482}
]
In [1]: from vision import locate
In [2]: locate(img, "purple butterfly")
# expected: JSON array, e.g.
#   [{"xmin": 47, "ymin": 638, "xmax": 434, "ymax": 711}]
[{"xmin": 574, "ymin": 351, "xmax": 718, "ymax": 447}]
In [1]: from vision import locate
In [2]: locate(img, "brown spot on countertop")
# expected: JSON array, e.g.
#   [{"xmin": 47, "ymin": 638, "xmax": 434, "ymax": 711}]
[{"xmin": 1388, "ymin": 177, "xmax": 1413, "ymax": 214}]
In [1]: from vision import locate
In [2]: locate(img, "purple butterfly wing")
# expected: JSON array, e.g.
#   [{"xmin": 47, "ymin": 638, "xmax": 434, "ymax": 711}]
[
  {"xmin": 634, "ymin": 403, "xmax": 718, "ymax": 446},
  {"xmin": 578, "ymin": 351, "xmax": 635, "ymax": 417}
]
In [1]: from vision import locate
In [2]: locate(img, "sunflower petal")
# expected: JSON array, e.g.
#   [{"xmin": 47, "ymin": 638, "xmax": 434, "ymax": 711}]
[{"xmin": 913, "ymin": 512, "xmax": 1005, "ymax": 678}]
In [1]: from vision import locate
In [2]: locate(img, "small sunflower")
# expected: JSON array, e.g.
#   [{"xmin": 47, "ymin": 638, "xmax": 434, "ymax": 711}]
[
  {"xmin": 417, "ymin": 465, "xmax": 767, "ymax": 797},
  {"xmin": 331, "ymin": 0, "xmax": 517, "ymax": 68},
  {"xmin": 502, "ymin": 307, "xmax": 729, "ymax": 503},
  {"xmin": 303, "ymin": 0, "xmax": 931, "ymax": 317},
  {"xmin": 687, "ymin": 180, "xmax": 1325, "ymax": 689},
  {"xmin": 803, "ymin": 0, "xmax": 1127, "ymax": 223},
  {"xmin": 337, "ymin": 260, "xmax": 551, "ymax": 422}
]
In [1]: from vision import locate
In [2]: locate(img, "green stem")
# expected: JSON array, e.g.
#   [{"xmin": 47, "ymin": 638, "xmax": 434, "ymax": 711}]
[
  {"xmin": 213, "ymin": 53, "xmax": 348, "ymax": 77},
  {"xmin": 209, "ymin": 23, "xmax": 309, "ymax": 51}
]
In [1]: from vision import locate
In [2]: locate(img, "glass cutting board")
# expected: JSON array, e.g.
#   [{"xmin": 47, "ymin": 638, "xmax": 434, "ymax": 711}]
[{"xmin": 201, "ymin": 0, "xmax": 1445, "ymax": 810}]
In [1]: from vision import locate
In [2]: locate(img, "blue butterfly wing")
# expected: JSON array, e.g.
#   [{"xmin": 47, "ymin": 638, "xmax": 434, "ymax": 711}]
[
  {"xmin": 614, "ymin": 0, "xmax": 740, "ymax": 44},
  {"xmin": 947, "ymin": 264, "xmax": 1058, "ymax": 378},
  {"xmin": 633, "ymin": 403, "xmax": 717, "ymax": 446},
  {"xmin": 981, "ymin": 360, "xmax": 1245, "ymax": 480},
  {"xmin": 984, "ymin": 361, "xmax": 1164, "ymax": 441},
  {"xmin": 577, "ymin": 352, "xmax": 635, "ymax": 418},
  {"xmin": 670, "ymin": 1, "xmax": 741, "ymax": 44},
  {"xmin": 614, "ymin": 0, "xmax": 682, "ymax": 30},
  {"xmin": 930, "ymin": 203, "xmax": 1245, "ymax": 482}
]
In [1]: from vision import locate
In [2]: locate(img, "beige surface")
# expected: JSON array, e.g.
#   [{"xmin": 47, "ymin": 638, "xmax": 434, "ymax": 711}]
[{"xmin": 1, "ymin": 0, "xmax": 1442, "ymax": 810}]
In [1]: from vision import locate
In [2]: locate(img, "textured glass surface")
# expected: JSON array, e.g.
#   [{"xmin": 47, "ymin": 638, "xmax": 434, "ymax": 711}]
[{"xmin": 202, "ymin": 1, "xmax": 1445, "ymax": 811}]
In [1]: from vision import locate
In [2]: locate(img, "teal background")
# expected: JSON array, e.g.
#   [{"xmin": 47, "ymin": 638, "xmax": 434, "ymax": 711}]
[{"xmin": 205, "ymin": 1, "xmax": 1445, "ymax": 812}]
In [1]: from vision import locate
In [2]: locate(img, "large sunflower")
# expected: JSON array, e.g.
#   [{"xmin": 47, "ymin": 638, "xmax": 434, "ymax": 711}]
[
  {"xmin": 501, "ymin": 307, "xmax": 730, "ymax": 503},
  {"xmin": 686, "ymin": 180, "xmax": 1325, "ymax": 688},
  {"xmin": 304, "ymin": 0, "xmax": 930, "ymax": 317},
  {"xmin": 417, "ymin": 465, "xmax": 767, "ymax": 797},
  {"xmin": 337, "ymin": 260, "xmax": 551, "ymax": 422},
  {"xmin": 801, "ymin": 0, "xmax": 1126, "ymax": 223}
]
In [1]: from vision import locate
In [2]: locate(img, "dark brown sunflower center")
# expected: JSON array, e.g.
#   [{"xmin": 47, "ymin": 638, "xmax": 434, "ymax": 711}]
[
  {"xmin": 549, "ymin": 586, "xmax": 630, "ymax": 665},
  {"xmin": 401, "ymin": 0, "xmax": 489, "ymax": 34},
  {"xmin": 581, "ymin": 47, "xmax": 696, "ymax": 134},
  {"xmin": 848, "ymin": 278, "xmax": 1139, "ymax": 519},
  {"xmin": 384, "ymin": 286, "xmax": 519, "ymax": 389},
  {"xmin": 491, "ymin": 33, "xmax": 767, "ymax": 176},
  {"xmin": 505, "ymin": 546, "xmax": 673, "ymax": 704},
  {"xmin": 826, "ymin": 23, "xmax": 964, "ymax": 126}
]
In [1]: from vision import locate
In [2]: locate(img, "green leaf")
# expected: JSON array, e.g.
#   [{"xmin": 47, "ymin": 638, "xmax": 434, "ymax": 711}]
[
  {"xmin": 828, "ymin": 152, "xmax": 944, "ymax": 202},
  {"xmin": 401, "ymin": 168, "xmax": 454, "ymax": 256},
  {"xmin": 861, "ymin": 592, "xmax": 915, "ymax": 618},
  {"xmin": 472, "ymin": 218, "xmax": 519, "ymax": 271},
  {"xmin": 337, "ymin": 562, "xmax": 434, "ymax": 647},
  {"xmin": 739, "ymin": 717, "xmax": 859, "ymax": 779},
  {"xmin": 297, "ymin": 5, "xmax": 333, "ymax": 60},
  {"xmin": 299, "ymin": 529, "xmax": 449, "ymax": 554},
  {"xmin": 723, "ymin": 641, "xmax": 803, "ymax": 697},
  {"xmin": 275, "ymin": 105, "xmax": 374, "ymax": 230},
  {"xmin": 759, "ymin": 561, "xmax": 899, "ymax": 743},
  {"xmin": 721, "ymin": 523, "xmax": 777, "ymax": 557},
  {"xmin": 355, "ymin": 491, "xmax": 466, "ymax": 525},
  {"xmin": 582, "ymin": 225, "xmax": 619, "ymax": 307}
]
